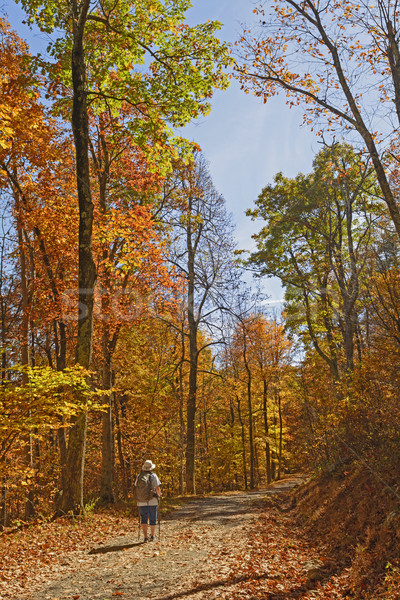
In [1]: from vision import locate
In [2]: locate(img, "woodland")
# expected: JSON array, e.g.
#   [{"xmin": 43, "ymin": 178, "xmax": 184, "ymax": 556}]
[{"xmin": 1, "ymin": 0, "xmax": 400, "ymax": 598}]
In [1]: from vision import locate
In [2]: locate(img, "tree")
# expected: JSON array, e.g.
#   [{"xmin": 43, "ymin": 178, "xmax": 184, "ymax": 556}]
[
  {"xmin": 0, "ymin": 204, "xmax": 14, "ymax": 387},
  {"xmin": 112, "ymin": 315, "xmax": 188, "ymax": 496},
  {"xmin": 246, "ymin": 144, "xmax": 380, "ymax": 381},
  {"xmin": 165, "ymin": 154, "xmax": 236, "ymax": 493},
  {"xmin": 223, "ymin": 305, "xmax": 293, "ymax": 487},
  {"xmin": 17, "ymin": 0, "xmax": 231, "ymax": 513},
  {"xmin": 233, "ymin": 314, "xmax": 257, "ymax": 489},
  {"xmin": 236, "ymin": 0, "xmax": 400, "ymax": 238},
  {"xmin": 0, "ymin": 17, "xmax": 82, "ymax": 514},
  {"xmin": 87, "ymin": 107, "xmax": 171, "ymax": 504},
  {"xmin": 248, "ymin": 317, "xmax": 292, "ymax": 482}
]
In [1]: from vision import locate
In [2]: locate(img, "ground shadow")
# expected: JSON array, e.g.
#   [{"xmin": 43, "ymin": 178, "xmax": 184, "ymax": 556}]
[
  {"xmin": 147, "ymin": 572, "xmax": 270, "ymax": 600},
  {"xmin": 149, "ymin": 570, "xmax": 318, "ymax": 600},
  {"xmin": 88, "ymin": 541, "xmax": 144, "ymax": 555}
]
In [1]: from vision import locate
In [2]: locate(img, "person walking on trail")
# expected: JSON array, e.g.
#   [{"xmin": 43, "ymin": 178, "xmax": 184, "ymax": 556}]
[{"xmin": 135, "ymin": 460, "xmax": 161, "ymax": 542}]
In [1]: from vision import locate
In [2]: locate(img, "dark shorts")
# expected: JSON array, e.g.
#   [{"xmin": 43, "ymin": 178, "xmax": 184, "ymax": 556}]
[{"xmin": 139, "ymin": 505, "xmax": 157, "ymax": 526}]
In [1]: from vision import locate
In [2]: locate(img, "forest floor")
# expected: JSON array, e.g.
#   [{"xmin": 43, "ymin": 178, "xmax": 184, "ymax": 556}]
[{"xmin": 0, "ymin": 475, "xmax": 353, "ymax": 600}]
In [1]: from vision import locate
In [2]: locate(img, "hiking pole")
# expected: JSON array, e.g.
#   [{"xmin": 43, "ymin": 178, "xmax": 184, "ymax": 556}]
[{"xmin": 158, "ymin": 495, "xmax": 161, "ymax": 544}]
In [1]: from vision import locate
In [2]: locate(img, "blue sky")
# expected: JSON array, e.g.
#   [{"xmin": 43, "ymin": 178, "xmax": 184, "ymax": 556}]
[
  {"xmin": 4, "ymin": 0, "xmax": 319, "ymax": 302},
  {"xmin": 183, "ymin": 0, "xmax": 319, "ymax": 302}
]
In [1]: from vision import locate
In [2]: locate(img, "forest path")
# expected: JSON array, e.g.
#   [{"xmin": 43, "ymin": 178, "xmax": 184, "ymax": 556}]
[{"xmin": 6, "ymin": 474, "xmax": 349, "ymax": 600}]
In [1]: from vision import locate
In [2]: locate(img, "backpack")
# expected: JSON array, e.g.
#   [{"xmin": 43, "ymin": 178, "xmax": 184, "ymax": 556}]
[{"xmin": 135, "ymin": 471, "xmax": 155, "ymax": 502}]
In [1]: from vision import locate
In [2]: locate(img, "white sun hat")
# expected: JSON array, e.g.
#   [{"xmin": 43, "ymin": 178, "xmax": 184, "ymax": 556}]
[{"xmin": 142, "ymin": 460, "xmax": 155, "ymax": 471}]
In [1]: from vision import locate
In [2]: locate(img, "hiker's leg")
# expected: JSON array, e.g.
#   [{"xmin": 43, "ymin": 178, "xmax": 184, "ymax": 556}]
[
  {"xmin": 139, "ymin": 506, "xmax": 149, "ymax": 539},
  {"xmin": 148, "ymin": 505, "xmax": 157, "ymax": 538}
]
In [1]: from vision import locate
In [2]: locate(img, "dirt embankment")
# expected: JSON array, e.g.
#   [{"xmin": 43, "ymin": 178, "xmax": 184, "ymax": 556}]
[{"xmin": 294, "ymin": 465, "xmax": 400, "ymax": 599}]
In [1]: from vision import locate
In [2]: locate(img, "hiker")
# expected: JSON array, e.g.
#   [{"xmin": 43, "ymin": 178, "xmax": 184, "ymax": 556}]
[{"xmin": 135, "ymin": 459, "xmax": 161, "ymax": 542}]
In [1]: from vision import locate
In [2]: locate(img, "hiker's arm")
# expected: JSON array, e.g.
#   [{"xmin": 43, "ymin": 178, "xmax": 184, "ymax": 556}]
[{"xmin": 155, "ymin": 485, "xmax": 161, "ymax": 497}]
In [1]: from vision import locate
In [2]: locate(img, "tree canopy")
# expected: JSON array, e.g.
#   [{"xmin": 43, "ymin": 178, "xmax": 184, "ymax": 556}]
[{"xmin": 236, "ymin": 0, "xmax": 400, "ymax": 238}]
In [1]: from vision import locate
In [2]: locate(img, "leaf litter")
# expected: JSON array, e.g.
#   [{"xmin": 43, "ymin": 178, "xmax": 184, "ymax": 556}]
[{"xmin": 0, "ymin": 477, "xmax": 351, "ymax": 600}]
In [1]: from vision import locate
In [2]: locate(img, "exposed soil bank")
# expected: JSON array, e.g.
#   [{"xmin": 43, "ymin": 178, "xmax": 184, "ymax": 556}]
[{"xmin": 294, "ymin": 465, "xmax": 400, "ymax": 599}]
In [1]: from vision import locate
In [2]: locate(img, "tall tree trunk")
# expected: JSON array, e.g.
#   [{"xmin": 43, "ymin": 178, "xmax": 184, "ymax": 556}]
[
  {"xmin": 114, "ymin": 395, "xmax": 130, "ymax": 498},
  {"xmin": 202, "ymin": 410, "xmax": 212, "ymax": 492},
  {"xmin": 0, "ymin": 230, "xmax": 7, "ymax": 386},
  {"xmin": 178, "ymin": 356, "xmax": 185, "ymax": 495},
  {"xmin": 100, "ymin": 337, "xmax": 115, "ymax": 504},
  {"xmin": 300, "ymin": 369, "xmax": 316, "ymax": 441},
  {"xmin": 186, "ymin": 323, "xmax": 197, "ymax": 494},
  {"xmin": 229, "ymin": 398, "xmax": 239, "ymax": 486},
  {"xmin": 254, "ymin": 419, "xmax": 261, "ymax": 487},
  {"xmin": 277, "ymin": 389, "xmax": 283, "ymax": 480},
  {"xmin": 172, "ymin": 351, "xmax": 186, "ymax": 496},
  {"xmin": 0, "ymin": 297, "xmax": 6, "ymax": 385},
  {"xmin": 262, "ymin": 378, "xmax": 272, "ymax": 483},
  {"xmin": 100, "ymin": 391, "xmax": 114, "ymax": 502},
  {"xmin": 15, "ymin": 202, "xmax": 35, "ymax": 519},
  {"xmin": 236, "ymin": 395, "xmax": 248, "ymax": 490},
  {"xmin": 91, "ymin": 122, "xmax": 115, "ymax": 505},
  {"xmin": 304, "ymin": 289, "xmax": 340, "ymax": 383},
  {"xmin": 185, "ymin": 220, "xmax": 197, "ymax": 494},
  {"xmin": 243, "ymin": 332, "xmax": 255, "ymax": 489},
  {"xmin": 61, "ymin": 0, "xmax": 96, "ymax": 515},
  {"xmin": 0, "ymin": 468, "xmax": 7, "ymax": 527},
  {"xmin": 52, "ymin": 319, "xmax": 68, "ymax": 495}
]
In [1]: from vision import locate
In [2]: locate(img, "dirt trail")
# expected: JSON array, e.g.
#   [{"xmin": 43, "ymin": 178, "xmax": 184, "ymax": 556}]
[{"xmin": 15, "ymin": 475, "xmax": 308, "ymax": 600}]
